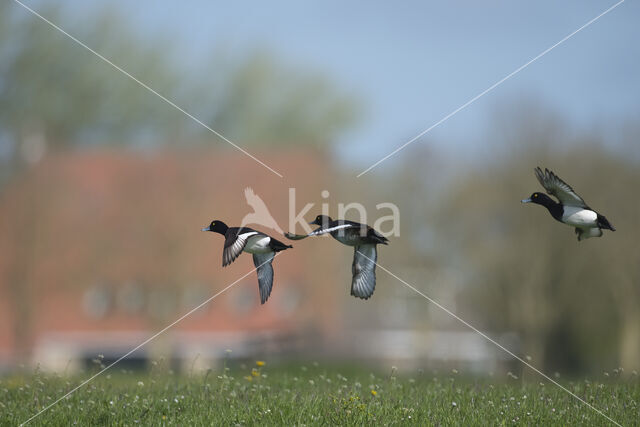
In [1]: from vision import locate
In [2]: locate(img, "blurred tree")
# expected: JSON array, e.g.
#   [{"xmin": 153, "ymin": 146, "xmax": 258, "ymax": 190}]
[
  {"xmin": 429, "ymin": 105, "xmax": 640, "ymax": 375},
  {"xmin": 0, "ymin": 6, "xmax": 185, "ymax": 169},
  {"xmin": 364, "ymin": 98, "xmax": 639, "ymax": 375},
  {"xmin": 198, "ymin": 51, "xmax": 360, "ymax": 147},
  {"xmin": 0, "ymin": 2, "xmax": 360, "ymax": 361},
  {"xmin": 0, "ymin": 3, "xmax": 360, "ymax": 182}
]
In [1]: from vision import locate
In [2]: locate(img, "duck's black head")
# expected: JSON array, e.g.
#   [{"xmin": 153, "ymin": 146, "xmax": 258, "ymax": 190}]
[
  {"xmin": 522, "ymin": 192, "xmax": 563, "ymax": 221},
  {"xmin": 521, "ymin": 192, "xmax": 555, "ymax": 207},
  {"xmin": 202, "ymin": 220, "xmax": 228, "ymax": 234},
  {"xmin": 309, "ymin": 214, "xmax": 332, "ymax": 227}
]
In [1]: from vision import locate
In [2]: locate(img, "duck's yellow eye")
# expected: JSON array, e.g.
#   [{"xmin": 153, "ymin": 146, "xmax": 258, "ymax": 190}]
[{"xmin": 534, "ymin": 194, "xmax": 538, "ymax": 198}]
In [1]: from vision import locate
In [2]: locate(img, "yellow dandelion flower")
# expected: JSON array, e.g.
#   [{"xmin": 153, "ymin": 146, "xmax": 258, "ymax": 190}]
[
  {"xmin": 371, "ymin": 390, "xmax": 377, "ymax": 396},
  {"xmin": 256, "ymin": 361, "xmax": 265, "ymax": 367},
  {"xmin": 251, "ymin": 368, "xmax": 260, "ymax": 377},
  {"xmin": 162, "ymin": 415, "xmax": 167, "ymax": 420},
  {"xmin": 244, "ymin": 375, "xmax": 253, "ymax": 381}
]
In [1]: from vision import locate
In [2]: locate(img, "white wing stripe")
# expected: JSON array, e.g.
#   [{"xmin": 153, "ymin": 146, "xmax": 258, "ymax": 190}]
[
  {"xmin": 309, "ymin": 224, "xmax": 353, "ymax": 236},
  {"xmin": 238, "ymin": 231, "xmax": 259, "ymax": 239}
]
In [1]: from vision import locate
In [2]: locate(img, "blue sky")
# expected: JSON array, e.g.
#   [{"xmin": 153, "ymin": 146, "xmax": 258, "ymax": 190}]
[{"xmin": 19, "ymin": 0, "xmax": 640, "ymax": 168}]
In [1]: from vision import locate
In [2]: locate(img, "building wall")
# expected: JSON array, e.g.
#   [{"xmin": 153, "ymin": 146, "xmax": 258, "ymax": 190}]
[{"xmin": 0, "ymin": 149, "xmax": 342, "ymax": 370}]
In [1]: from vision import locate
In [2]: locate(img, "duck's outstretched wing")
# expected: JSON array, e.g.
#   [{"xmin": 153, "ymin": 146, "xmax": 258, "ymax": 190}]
[
  {"xmin": 534, "ymin": 167, "xmax": 587, "ymax": 208},
  {"xmin": 223, "ymin": 230, "xmax": 257, "ymax": 267},
  {"xmin": 252, "ymin": 252, "xmax": 275, "ymax": 304},
  {"xmin": 351, "ymin": 245, "xmax": 377, "ymax": 300}
]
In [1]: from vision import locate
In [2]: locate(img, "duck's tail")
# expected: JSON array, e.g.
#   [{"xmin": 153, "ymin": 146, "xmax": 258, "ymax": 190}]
[
  {"xmin": 597, "ymin": 214, "xmax": 615, "ymax": 231},
  {"xmin": 368, "ymin": 229, "xmax": 389, "ymax": 245},
  {"xmin": 270, "ymin": 237, "xmax": 293, "ymax": 252}
]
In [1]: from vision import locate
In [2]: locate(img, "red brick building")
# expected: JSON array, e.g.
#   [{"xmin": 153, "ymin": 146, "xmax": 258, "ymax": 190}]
[{"xmin": 0, "ymin": 149, "xmax": 344, "ymax": 371}]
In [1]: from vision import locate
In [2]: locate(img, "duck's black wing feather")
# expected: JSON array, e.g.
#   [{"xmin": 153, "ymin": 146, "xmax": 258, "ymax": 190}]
[
  {"xmin": 534, "ymin": 167, "xmax": 587, "ymax": 208},
  {"xmin": 269, "ymin": 237, "xmax": 293, "ymax": 251},
  {"xmin": 351, "ymin": 245, "xmax": 377, "ymax": 300},
  {"xmin": 222, "ymin": 227, "xmax": 258, "ymax": 267},
  {"xmin": 252, "ymin": 252, "xmax": 275, "ymax": 304}
]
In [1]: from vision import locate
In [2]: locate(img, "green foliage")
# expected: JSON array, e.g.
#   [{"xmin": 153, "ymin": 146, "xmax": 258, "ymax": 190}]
[
  {"xmin": 0, "ymin": 3, "xmax": 360, "ymax": 160},
  {"xmin": 1, "ymin": 363, "xmax": 638, "ymax": 425},
  {"xmin": 373, "ymin": 102, "xmax": 640, "ymax": 376},
  {"xmin": 0, "ymin": 5, "xmax": 186, "ymax": 150},
  {"xmin": 194, "ymin": 50, "xmax": 361, "ymax": 147}
]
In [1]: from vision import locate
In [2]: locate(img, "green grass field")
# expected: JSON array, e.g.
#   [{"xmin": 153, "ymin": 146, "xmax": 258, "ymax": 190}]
[{"xmin": 2, "ymin": 361, "xmax": 638, "ymax": 426}]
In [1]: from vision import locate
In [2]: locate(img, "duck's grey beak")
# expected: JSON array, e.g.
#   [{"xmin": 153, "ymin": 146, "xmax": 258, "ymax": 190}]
[
  {"xmin": 521, "ymin": 198, "xmax": 532, "ymax": 204},
  {"xmin": 308, "ymin": 221, "xmax": 316, "ymax": 225},
  {"xmin": 201, "ymin": 227, "xmax": 210, "ymax": 231}
]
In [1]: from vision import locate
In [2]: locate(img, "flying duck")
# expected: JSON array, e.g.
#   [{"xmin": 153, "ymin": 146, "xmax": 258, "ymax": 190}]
[
  {"xmin": 285, "ymin": 215, "xmax": 388, "ymax": 300},
  {"xmin": 202, "ymin": 220, "xmax": 292, "ymax": 304},
  {"xmin": 522, "ymin": 167, "xmax": 615, "ymax": 241}
]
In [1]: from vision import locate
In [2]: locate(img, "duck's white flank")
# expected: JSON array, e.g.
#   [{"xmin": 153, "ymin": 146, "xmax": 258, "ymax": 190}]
[
  {"xmin": 562, "ymin": 206, "xmax": 597, "ymax": 227},
  {"xmin": 244, "ymin": 234, "xmax": 272, "ymax": 254}
]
